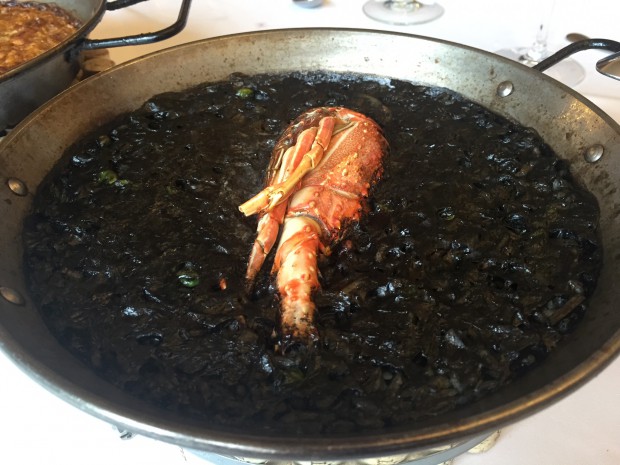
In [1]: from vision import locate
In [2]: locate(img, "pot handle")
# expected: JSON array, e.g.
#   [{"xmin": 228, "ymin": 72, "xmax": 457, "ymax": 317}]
[
  {"xmin": 533, "ymin": 38, "xmax": 620, "ymax": 80},
  {"xmin": 81, "ymin": 0, "xmax": 192, "ymax": 50}
]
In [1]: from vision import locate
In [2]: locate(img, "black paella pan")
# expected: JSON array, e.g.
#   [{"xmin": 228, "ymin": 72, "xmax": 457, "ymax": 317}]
[{"xmin": 1, "ymin": 29, "xmax": 620, "ymax": 460}]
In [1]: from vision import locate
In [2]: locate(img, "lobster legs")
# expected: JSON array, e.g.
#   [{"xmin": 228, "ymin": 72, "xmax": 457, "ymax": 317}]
[{"xmin": 239, "ymin": 116, "xmax": 337, "ymax": 217}]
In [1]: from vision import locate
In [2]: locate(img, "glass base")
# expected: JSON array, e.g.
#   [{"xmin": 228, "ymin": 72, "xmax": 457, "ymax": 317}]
[
  {"xmin": 496, "ymin": 47, "xmax": 586, "ymax": 87},
  {"xmin": 363, "ymin": 1, "xmax": 444, "ymax": 25}
]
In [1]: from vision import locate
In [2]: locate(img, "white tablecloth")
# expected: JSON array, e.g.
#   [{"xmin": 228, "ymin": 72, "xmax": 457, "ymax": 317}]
[{"xmin": 1, "ymin": 1, "xmax": 619, "ymax": 464}]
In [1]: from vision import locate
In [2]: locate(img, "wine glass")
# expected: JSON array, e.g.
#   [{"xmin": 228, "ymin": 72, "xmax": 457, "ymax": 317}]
[
  {"xmin": 496, "ymin": 0, "xmax": 585, "ymax": 86},
  {"xmin": 362, "ymin": 1, "xmax": 444, "ymax": 26}
]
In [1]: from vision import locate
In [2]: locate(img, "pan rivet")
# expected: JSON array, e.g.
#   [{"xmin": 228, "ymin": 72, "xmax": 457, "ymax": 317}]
[
  {"xmin": 584, "ymin": 144, "xmax": 604, "ymax": 163},
  {"xmin": 7, "ymin": 177, "xmax": 28, "ymax": 196},
  {"xmin": 497, "ymin": 81, "xmax": 514, "ymax": 97},
  {"xmin": 0, "ymin": 287, "xmax": 25, "ymax": 306}
]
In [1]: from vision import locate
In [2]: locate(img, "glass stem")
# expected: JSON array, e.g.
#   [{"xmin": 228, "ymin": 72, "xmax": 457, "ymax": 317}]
[
  {"xmin": 521, "ymin": 0, "xmax": 556, "ymax": 63},
  {"xmin": 389, "ymin": 0, "xmax": 419, "ymax": 11}
]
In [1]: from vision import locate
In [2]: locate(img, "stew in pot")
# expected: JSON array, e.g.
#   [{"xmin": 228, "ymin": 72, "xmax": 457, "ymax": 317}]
[{"xmin": 0, "ymin": 1, "xmax": 80, "ymax": 74}]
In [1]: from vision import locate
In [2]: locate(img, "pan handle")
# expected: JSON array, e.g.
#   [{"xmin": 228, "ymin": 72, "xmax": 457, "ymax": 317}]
[
  {"xmin": 596, "ymin": 51, "xmax": 620, "ymax": 81},
  {"xmin": 533, "ymin": 38, "xmax": 620, "ymax": 79},
  {"xmin": 81, "ymin": 0, "xmax": 192, "ymax": 50}
]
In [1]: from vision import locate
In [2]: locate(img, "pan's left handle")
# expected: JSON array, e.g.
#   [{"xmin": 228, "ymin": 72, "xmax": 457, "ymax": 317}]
[
  {"xmin": 533, "ymin": 39, "xmax": 620, "ymax": 81},
  {"xmin": 81, "ymin": 0, "xmax": 192, "ymax": 50}
]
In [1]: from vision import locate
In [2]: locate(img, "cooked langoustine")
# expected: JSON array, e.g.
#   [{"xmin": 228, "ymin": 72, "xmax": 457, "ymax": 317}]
[{"xmin": 239, "ymin": 107, "xmax": 388, "ymax": 347}]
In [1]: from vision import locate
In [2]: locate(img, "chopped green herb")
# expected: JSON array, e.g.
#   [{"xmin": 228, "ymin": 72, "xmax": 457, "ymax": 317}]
[
  {"xmin": 235, "ymin": 87, "xmax": 254, "ymax": 99},
  {"xmin": 97, "ymin": 170, "xmax": 118, "ymax": 184},
  {"xmin": 177, "ymin": 270, "xmax": 200, "ymax": 288}
]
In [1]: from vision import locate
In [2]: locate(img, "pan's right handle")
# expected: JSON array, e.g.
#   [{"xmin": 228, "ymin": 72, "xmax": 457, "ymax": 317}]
[
  {"xmin": 596, "ymin": 51, "xmax": 620, "ymax": 81},
  {"xmin": 533, "ymin": 39, "xmax": 620, "ymax": 81},
  {"xmin": 82, "ymin": 0, "xmax": 192, "ymax": 50}
]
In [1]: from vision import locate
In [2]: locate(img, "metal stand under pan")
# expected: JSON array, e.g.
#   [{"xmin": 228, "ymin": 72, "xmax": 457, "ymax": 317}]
[{"xmin": 188, "ymin": 431, "xmax": 501, "ymax": 465}]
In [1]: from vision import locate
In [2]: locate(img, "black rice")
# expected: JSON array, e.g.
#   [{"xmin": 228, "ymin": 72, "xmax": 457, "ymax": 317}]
[{"xmin": 23, "ymin": 72, "xmax": 602, "ymax": 435}]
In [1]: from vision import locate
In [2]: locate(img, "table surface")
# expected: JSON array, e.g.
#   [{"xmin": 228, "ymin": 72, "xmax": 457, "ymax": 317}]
[{"xmin": 1, "ymin": 1, "xmax": 619, "ymax": 464}]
